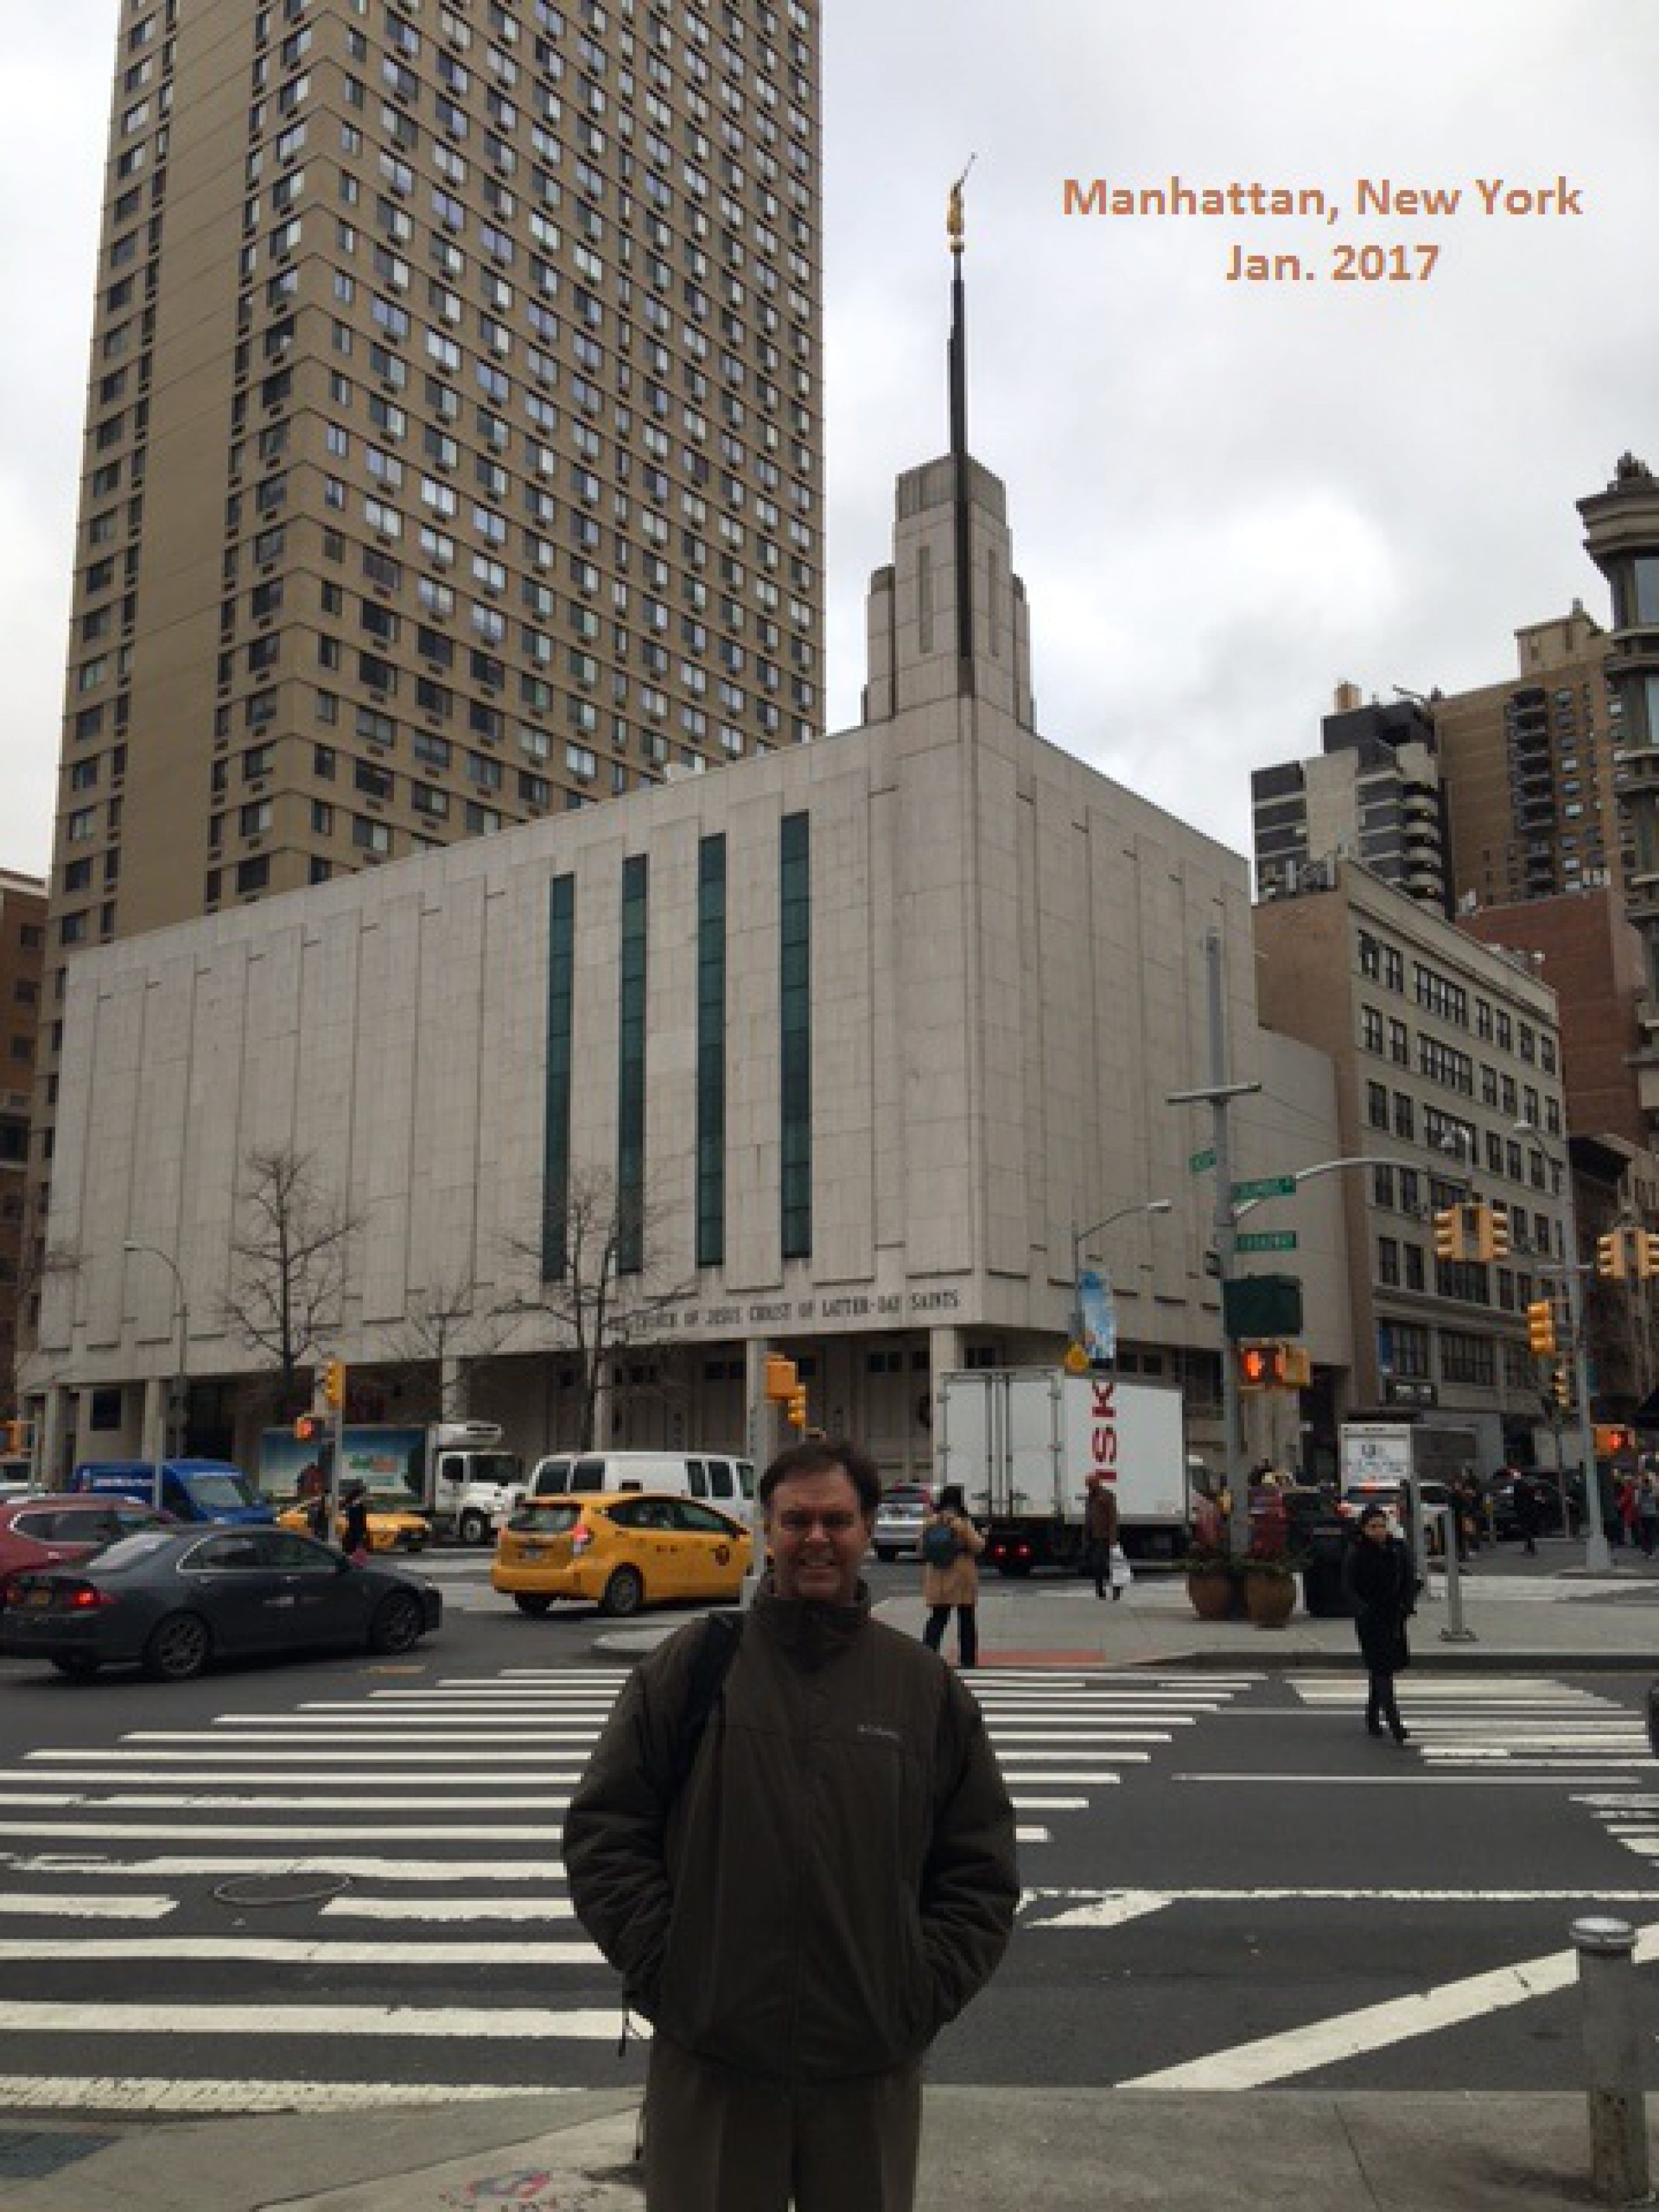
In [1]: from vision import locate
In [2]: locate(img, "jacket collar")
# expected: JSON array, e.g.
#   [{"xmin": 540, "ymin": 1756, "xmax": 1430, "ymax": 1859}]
[{"xmin": 751, "ymin": 1574, "xmax": 870, "ymax": 1670}]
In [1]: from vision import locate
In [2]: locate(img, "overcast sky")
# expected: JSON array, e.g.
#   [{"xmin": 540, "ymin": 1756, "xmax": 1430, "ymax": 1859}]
[{"xmin": 3, "ymin": 1, "xmax": 1655, "ymax": 882}]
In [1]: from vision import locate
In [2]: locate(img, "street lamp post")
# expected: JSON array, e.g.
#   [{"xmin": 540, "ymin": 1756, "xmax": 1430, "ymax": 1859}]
[
  {"xmin": 1069, "ymin": 1200, "xmax": 1174, "ymax": 1351},
  {"xmin": 1513, "ymin": 1124, "xmax": 1612, "ymax": 1573},
  {"xmin": 122, "ymin": 1241, "xmax": 188, "ymax": 1513}
]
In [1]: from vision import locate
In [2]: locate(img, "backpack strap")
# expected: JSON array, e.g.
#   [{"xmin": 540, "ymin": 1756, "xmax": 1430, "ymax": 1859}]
[{"xmin": 667, "ymin": 1609, "xmax": 743, "ymax": 1799}]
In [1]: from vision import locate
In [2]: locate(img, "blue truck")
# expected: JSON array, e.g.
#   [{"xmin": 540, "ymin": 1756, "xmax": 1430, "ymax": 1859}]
[{"xmin": 70, "ymin": 1459, "xmax": 275, "ymax": 1526}]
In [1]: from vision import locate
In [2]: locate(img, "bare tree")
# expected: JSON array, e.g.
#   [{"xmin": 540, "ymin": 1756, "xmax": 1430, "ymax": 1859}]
[
  {"xmin": 500, "ymin": 1166, "xmax": 693, "ymax": 1450},
  {"xmin": 224, "ymin": 1147, "xmax": 358, "ymax": 1417},
  {"xmin": 6, "ymin": 1240, "xmax": 82, "ymax": 1423},
  {"xmin": 377, "ymin": 1270, "xmax": 517, "ymax": 1421}
]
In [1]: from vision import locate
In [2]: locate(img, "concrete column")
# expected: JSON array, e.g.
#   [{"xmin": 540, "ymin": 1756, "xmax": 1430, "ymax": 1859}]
[
  {"xmin": 40, "ymin": 1384, "xmax": 71, "ymax": 1491},
  {"xmin": 440, "ymin": 1356, "xmax": 468, "ymax": 1423},
  {"xmin": 139, "ymin": 1376, "xmax": 167, "ymax": 1469},
  {"xmin": 926, "ymin": 1326, "xmax": 964, "ymax": 1484}
]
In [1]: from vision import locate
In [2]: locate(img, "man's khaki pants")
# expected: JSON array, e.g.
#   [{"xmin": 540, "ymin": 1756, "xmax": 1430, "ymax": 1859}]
[{"xmin": 643, "ymin": 2034, "xmax": 922, "ymax": 2212}]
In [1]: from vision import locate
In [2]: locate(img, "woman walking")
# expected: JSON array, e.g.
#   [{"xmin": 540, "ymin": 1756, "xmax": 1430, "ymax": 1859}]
[
  {"xmin": 920, "ymin": 1483, "xmax": 984, "ymax": 1670},
  {"xmin": 1341, "ymin": 1504, "xmax": 1414, "ymax": 1743}
]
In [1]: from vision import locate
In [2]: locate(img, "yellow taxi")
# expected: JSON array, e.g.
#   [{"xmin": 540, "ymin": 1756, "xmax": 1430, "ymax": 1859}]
[
  {"xmin": 276, "ymin": 1498, "xmax": 431, "ymax": 1555},
  {"xmin": 491, "ymin": 1489, "xmax": 752, "ymax": 1617}
]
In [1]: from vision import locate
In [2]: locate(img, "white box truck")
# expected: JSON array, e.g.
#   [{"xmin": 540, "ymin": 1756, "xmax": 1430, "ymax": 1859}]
[
  {"xmin": 257, "ymin": 1420, "xmax": 522, "ymax": 1544},
  {"xmin": 936, "ymin": 1367, "xmax": 1190, "ymax": 1574}
]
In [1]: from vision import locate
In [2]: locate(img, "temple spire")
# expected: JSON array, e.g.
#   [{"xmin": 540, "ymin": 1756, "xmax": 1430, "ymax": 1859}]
[{"xmin": 947, "ymin": 161, "xmax": 975, "ymax": 675}]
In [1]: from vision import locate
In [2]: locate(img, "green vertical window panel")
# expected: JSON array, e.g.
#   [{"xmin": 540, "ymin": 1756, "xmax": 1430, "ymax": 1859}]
[
  {"xmin": 780, "ymin": 811, "xmax": 811, "ymax": 1259},
  {"xmin": 618, "ymin": 854, "xmax": 649, "ymax": 1274},
  {"xmin": 696, "ymin": 835, "xmax": 726, "ymax": 1268},
  {"xmin": 542, "ymin": 874, "xmax": 576, "ymax": 1280}
]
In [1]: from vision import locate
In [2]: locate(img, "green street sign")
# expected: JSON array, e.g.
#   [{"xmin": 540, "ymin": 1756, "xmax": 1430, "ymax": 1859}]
[
  {"xmin": 1236, "ymin": 1229, "xmax": 1299, "ymax": 1253},
  {"xmin": 1232, "ymin": 1175, "xmax": 1297, "ymax": 1203},
  {"xmin": 1189, "ymin": 1148, "xmax": 1216, "ymax": 1174}
]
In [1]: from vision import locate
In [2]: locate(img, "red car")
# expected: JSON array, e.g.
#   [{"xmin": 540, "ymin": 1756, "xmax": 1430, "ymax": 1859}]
[{"xmin": 0, "ymin": 1495, "xmax": 174, "ymax": 1602}]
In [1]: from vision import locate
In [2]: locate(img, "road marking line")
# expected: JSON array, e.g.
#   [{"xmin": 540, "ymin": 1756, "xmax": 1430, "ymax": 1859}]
[
  {"xmin": 0, "ymin": 1937, "xmax": 604, "ymax": 1966},
  {"xmin": 1025, "ymin": 1885, "xmax": 1659, "ymax": 1907},
  {"xmin": 27, "ymin": 1749, "xmax": 585, "ymax": 1765},
  {"xmin": 0, "ymin": 1856, "xmax": 572, "ymax": 1882},
  {"xmin": 1172, "ymin": 1773, "xmax": 1648, "ymax": 1787},
  {"xmin": 0, "ymin": 1894, "xmax": 177, "ymax": 1919},
  {"xmin": 1118, "ymin": 1924, "xmax": 1659, "ymax": 2091},
  {"xmin": 0, "ymin": 2001, "xmax": 633, "ymax": 2042},
  {"xmin": 0, "ymin": 1772, "xmax": 586, "ymax": 1789},
  {"xmin": 1015, "ymin": 1825, "xmax": 1054, "ymax": 1841},
  {"xmin": 0, "ymin": 1793, "xmax": 579, "ymax": 1811},
  {"xmin": 0, "ymin": 1822, "xmax": 572, "ymax": 1839},
  {"xmin": 0, "ymin": 2077, "xmax": 573, "ymax": 2115},
  {"xmin": 1032, "ymin": 1892, "xmax": 1171, "ymax": 1931},
  {"xmin": 321, "ymin": 1898, "xmax": 577, "ymax": 1921}
]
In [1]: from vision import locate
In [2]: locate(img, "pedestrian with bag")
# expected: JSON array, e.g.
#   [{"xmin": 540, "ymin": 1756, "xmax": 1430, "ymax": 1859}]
[
  {"xmin": 562, "ymin": 1438, "xmax": 1018, "ymax": 2212},
  {"xmin": 920, "ymin": 1482, "xmax": 984, "ymax": 1668},
  {"xmin": 1638, "ymin": 1469, "xmax": 1659, "ymax": 1560},
  {"xmin": 1341, "ymin": 1504, "xmax": 1415, "ymax": 1745},
  {"xmin": 1084, "ymin": 1472, "xmax": 1122, "ymax": 1600}
]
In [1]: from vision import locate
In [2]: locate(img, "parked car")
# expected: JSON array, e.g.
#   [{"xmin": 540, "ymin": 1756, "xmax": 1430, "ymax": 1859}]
[
  {"xmin": 0, "ymin": 1525, "xmax": 441, "ymax": 1681},
  {"xmin": 1487, "ymin": 1473, "xmax": 1575, "ymax": 1539},
  {"xmin": 871, "ymin": 1482, "xmax": 934, "ymax": 1563},
  {"xmin": 0, "ymin": 1494, "xmax": 175, "ymax": 1602},
  {"xmin": 491, "ymin": 1491, "xmax": 752, "ymax": 1618},
  {"xmin": 275, "ymin": 1497, "xmax": 431, "ymax": 1554}
]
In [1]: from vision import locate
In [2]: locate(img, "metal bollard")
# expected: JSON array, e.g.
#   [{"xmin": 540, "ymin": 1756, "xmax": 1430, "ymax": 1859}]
[{"xmin": 1573, "ymin": 1916, "xmax": 1653, "ymax": 2206}]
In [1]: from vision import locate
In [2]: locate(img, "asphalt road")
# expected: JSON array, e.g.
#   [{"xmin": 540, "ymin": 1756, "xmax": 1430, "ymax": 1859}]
[{"xmin": 0, "ymin": 1555, "xmax": 1655, "ymax": 2117}]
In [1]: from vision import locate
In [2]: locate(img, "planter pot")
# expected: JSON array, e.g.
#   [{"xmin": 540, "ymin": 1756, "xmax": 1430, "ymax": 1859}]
[
  {"xmin": 1244, "ymin": 1569, "xmax": 1297, "ymax": 1629},
  {"xmin": 1186, "ymin": 1568, "xmax": 1236, "ymax": 1622}
]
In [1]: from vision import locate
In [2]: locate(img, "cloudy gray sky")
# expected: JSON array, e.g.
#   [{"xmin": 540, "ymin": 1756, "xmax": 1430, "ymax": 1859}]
[{"xmin": 3, "ymin": 1, "xmax": 1655, "ymax": 881}]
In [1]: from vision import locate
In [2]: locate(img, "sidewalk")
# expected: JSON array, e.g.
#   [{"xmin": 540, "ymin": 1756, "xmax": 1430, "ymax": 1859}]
[
  {"xmin": 600, "ymin": 1543, "xmax": 1659, "ymax": 1673},
  {"xmin": 0, "ymin": 2086, "xmax": 1639, "ymax": 2210}
]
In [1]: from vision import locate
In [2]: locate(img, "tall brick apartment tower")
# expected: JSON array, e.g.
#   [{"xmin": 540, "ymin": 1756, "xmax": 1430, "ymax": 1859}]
[{"xmin": 27, "ymin": 0, "xmax": 824, "ymax": 1320}]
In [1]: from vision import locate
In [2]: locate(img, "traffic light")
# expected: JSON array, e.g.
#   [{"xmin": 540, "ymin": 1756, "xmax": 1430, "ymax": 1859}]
[
  {"xmin": 787, "ymin": 1386, "xmax": 809, "ymax": 1430},
  {"xmin": 1552, "ymin": 1364, "xmax": 1572, "ymax": 1410},
  {"xmin": 1, "ymin": 1419, "xmax": 27, "ymax": 1456},
  {"xmin": 1636, "ymin": 1231, "xmax": 1659, "ymax": 1281},
  {"xmin": 1478, "ymin": 1205, "xmax": 1510, "ymax": 1263},
  {"xmin": 1433, "ymin": 1207, "xmax": 1465, "ymax": 1262},
  {"xmin": 764, "ymin": 1353, "xmax": 798, "ymax": 1403},
  {"xmin": 1238, "ymin": 1344, "xmax": 1273, "ymax": 1392},
  {"xmin": 1525, "ymin": 1299, "xmax": 1557, "ymax": 1357},
  {"xmin": 294, "ymin": 1412, "xmax": 326, "ymax": 1444},
  {"xmin": 1597, "ymin": 1230, "xmax": 1629, "ymax": 1280},
  {"xmin": 322, "ymin": 1359, "xmax": 346, "ymax": 1411}
]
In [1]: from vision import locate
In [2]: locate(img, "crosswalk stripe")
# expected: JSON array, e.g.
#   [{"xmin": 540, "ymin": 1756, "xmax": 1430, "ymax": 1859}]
[
  {"xmin": 0, "ymin": 1857, "xmax": 568, "ymax": 1881},
  {"xmin": 0, "ymin": 2001, "xmax": 631, "ymax": 2041},
  {"xmin": 0, "ymin": 2077, "xmax": 565, "ymax": 2115},
  {"xmin": 0, "ymin": 1937, "xmax": 605, "ymax": 1965},
  {"xmin": 0, "ymin": 1894, "xmax": 177, "ymax": 1919},
  {"xmin": 0, "ymin": 1821, "xmax": 572, "ymax": 1839}
]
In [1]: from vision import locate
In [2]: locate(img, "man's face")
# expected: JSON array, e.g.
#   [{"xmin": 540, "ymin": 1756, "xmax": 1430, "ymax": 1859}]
[{"xmin": 765, "ymin": 1465, "xmax": 872, "ymax": 1605}]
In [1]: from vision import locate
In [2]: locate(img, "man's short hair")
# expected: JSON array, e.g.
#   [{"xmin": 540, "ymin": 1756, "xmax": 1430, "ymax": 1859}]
[{"xmin": 759, "ymin": 1438, "xmax": 881, "ymax": 1517}]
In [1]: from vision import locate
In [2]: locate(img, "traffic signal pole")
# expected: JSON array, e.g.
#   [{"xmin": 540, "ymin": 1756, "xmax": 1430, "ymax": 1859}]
[
  {"xmin": 1560, "ymin": 1252, "xmax": 1612, "ymax": 1573},
  {"xmin": 1168, "ymin": 929, "xmax": 1261, "ymax": 1558}
]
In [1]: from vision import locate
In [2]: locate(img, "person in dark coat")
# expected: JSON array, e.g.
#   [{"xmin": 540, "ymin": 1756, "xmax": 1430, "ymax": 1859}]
[
  {"xmin": 1083, "ymin": 1474, "xmax": 1121, "ymax": 1600},
  {"xmin": 341, "ymin": 1481, "xmax": 371, "ymax": 1561},
  {"xmin": 1513, "ymin": 1475, "xmax": 1540, "ymax": 1556},
  {"xmin": 1341, "ymin": 1505, "xmax": 1414, "ymax": 1744}
]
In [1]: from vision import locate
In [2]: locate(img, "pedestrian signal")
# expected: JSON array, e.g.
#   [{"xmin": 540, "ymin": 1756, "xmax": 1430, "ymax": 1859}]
[
  {"xmin": 1237, "ymin": 1344, "xmax": 1273, "ymax": 1392},
  {"xmin": 294, "ymin": 1412, "xmax": 326, "ymax": 1444}
]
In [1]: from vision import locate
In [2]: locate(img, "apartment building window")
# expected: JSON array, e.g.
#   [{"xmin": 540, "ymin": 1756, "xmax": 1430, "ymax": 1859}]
[
  {"xmin": 1377, "ymin": 1237, "xmax": 1400, "ymax": 1288},
  {"xmin": 1360, "ymin": 1006, "xmax": 1383, "ymax": 1055},
  {"xmin": 1367, "ymin": 1081, "xmax": 1388, "ymax": 1132},
  {"xmin": 351, "ymin": 816, "xmax": 391, "ymax": 855},
  {"xmin": 1392, "ymin": 1094, "xmax": 1414, "ymax": 1141},
  {"xmin": 1403, "ymin": 1244, "xmax": 1424, "ymax": 1292},
  {"xmin": 1440, "ymin": 1331, "xmax": 1495, "ymax": 1388},
  {"xmin": 1384, "ymin": 1322, "xmax": 1430, "ymax": 1379},
  {"xmin": 1372, "ymin": 1165, "xmax": 1395, "ymax": 1209},
  {"xmin": 1388, "ymin": 1019, "xmax": 1408, "ymax": 1067}
]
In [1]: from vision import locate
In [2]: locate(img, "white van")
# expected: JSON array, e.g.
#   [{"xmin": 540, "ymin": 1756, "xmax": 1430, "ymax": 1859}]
[{"xmin": 516, "ymin": 1450, "xmax": 756, "ymax": 1512}]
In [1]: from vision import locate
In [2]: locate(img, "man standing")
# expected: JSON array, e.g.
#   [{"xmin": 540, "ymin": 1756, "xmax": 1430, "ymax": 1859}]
[
  {"xmin": 563, "ymin": 1438, "xmax": 1019, "ymax": 2212},
  {"xmin": 1083, "ymin": 1472, "xmax": 1120, "ymax": 1600}
]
